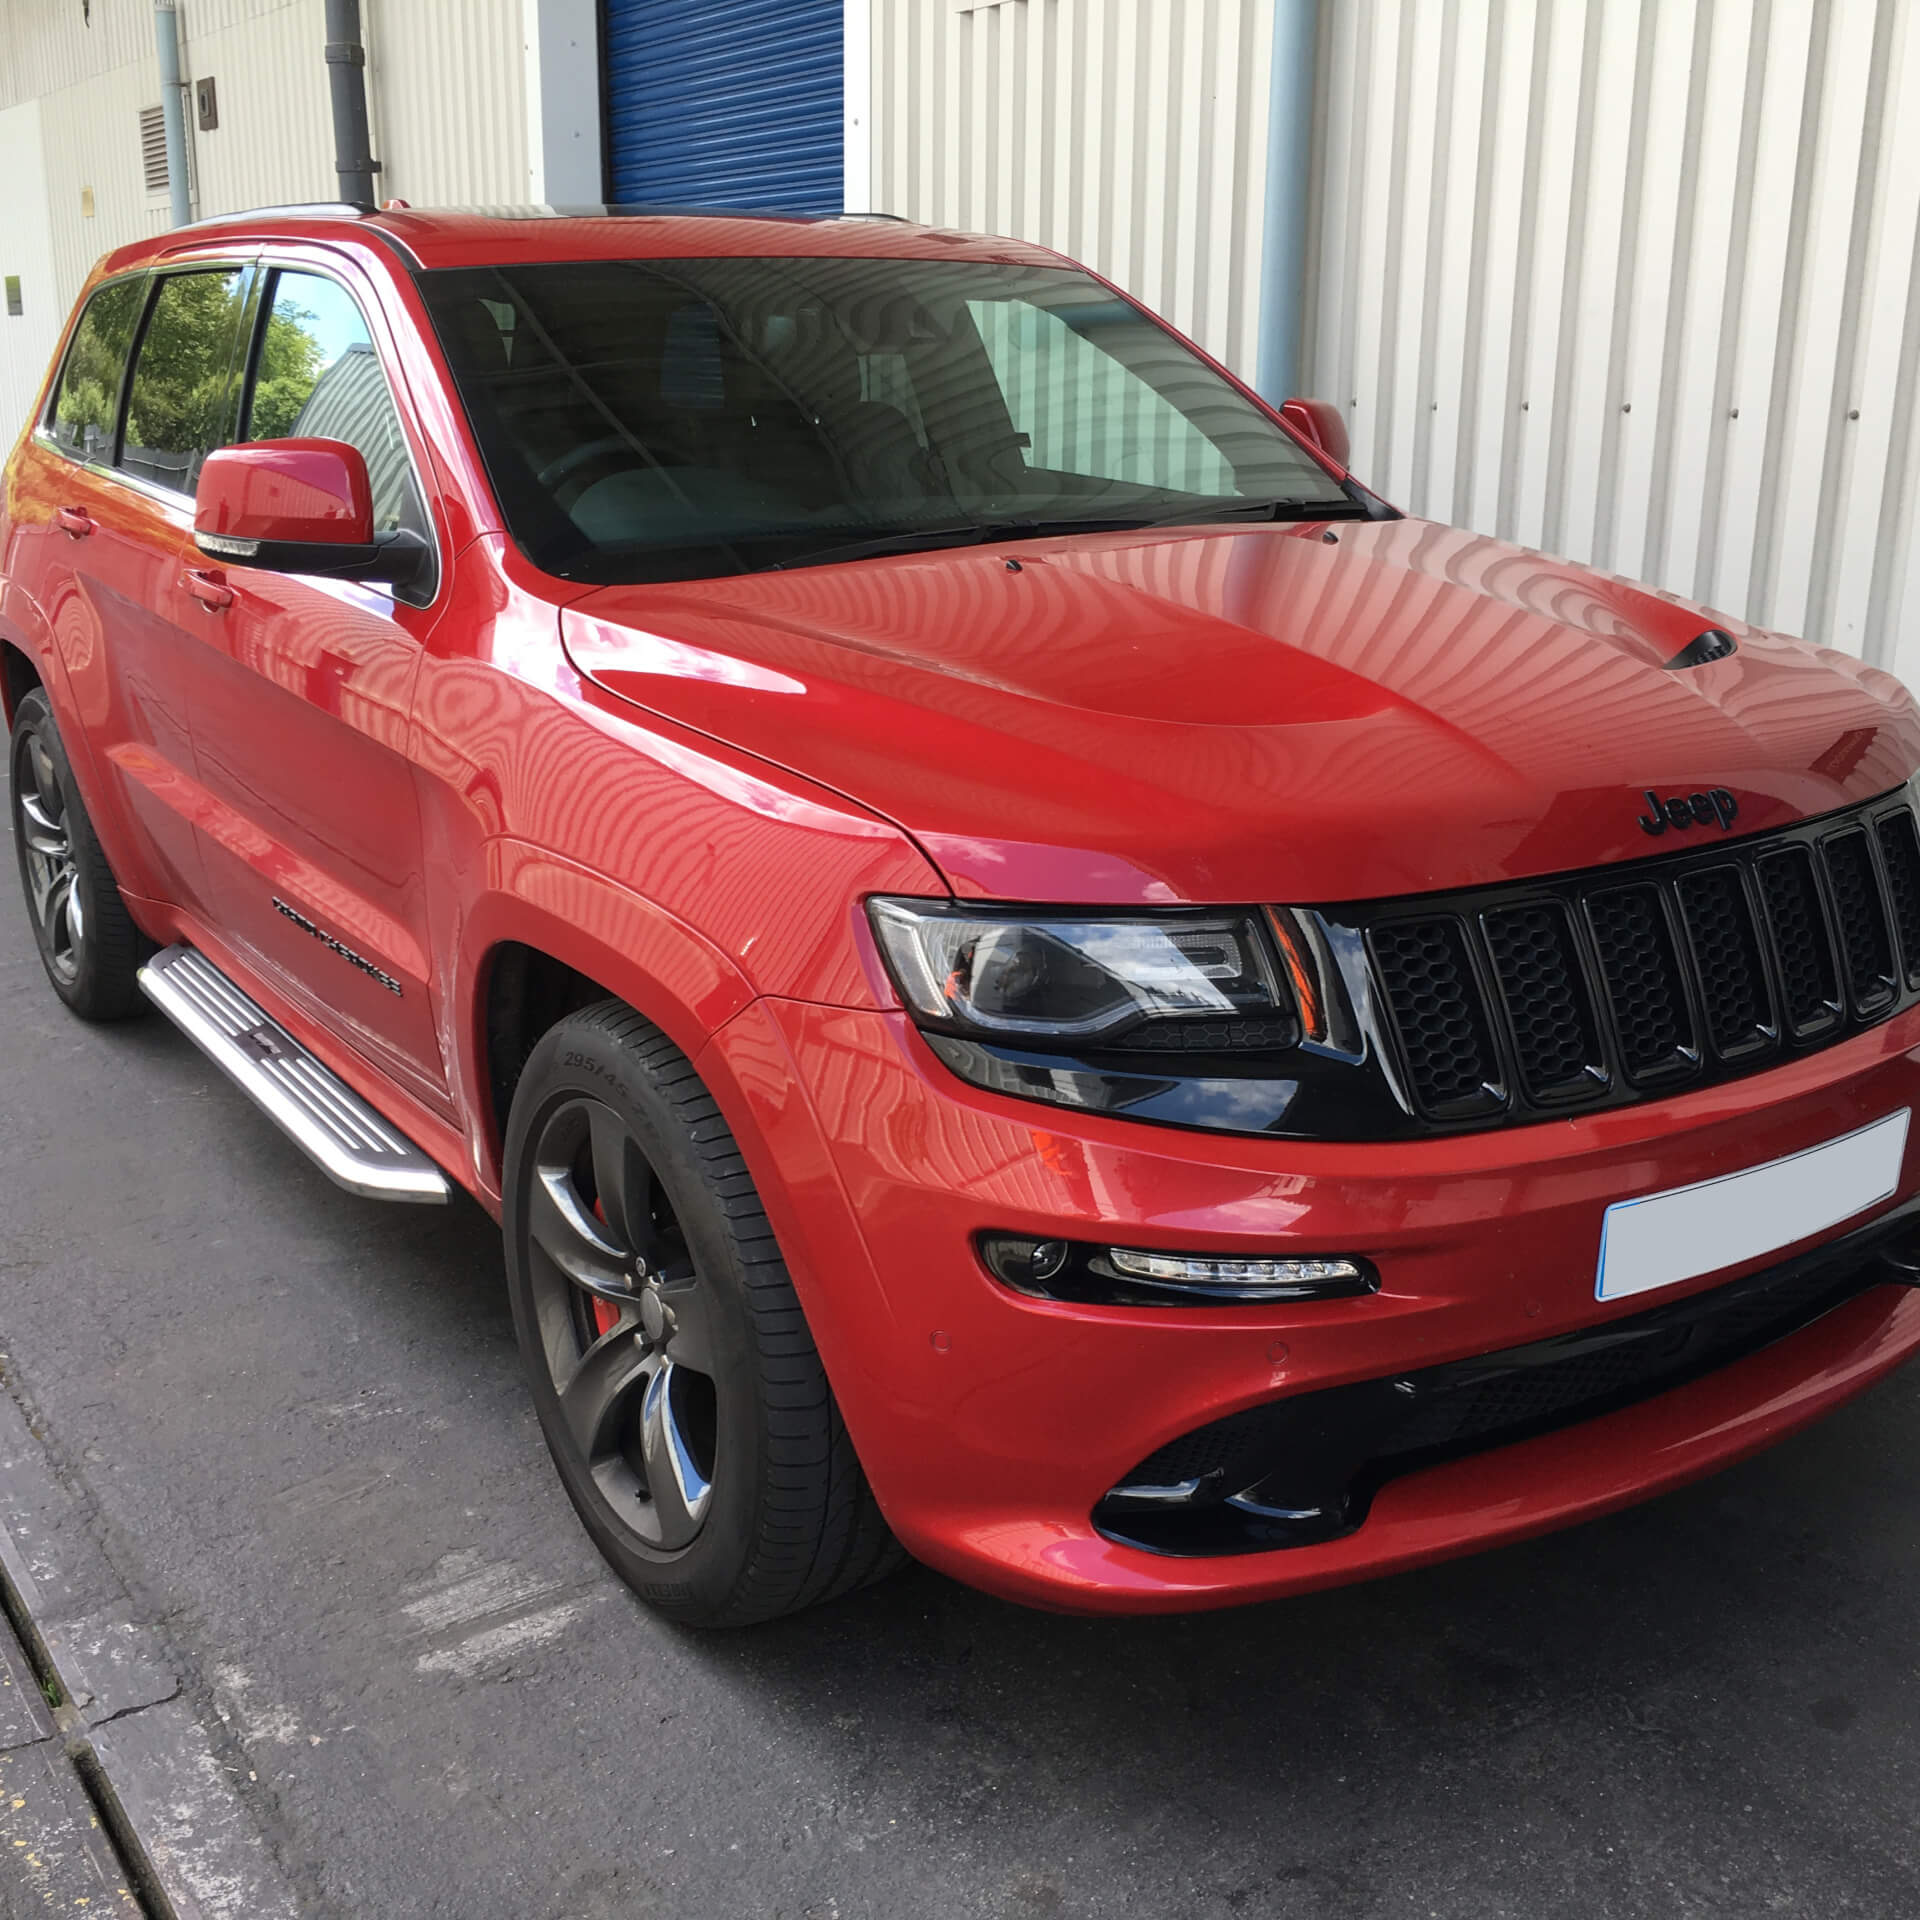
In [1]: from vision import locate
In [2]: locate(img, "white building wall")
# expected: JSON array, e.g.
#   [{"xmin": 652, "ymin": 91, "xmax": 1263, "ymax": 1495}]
[
  {"xmin": 866, "ymin": 0, "xmax": 1277, "ymax": 377},
  {"xmin": 1306, "ymin": 0, "xmax": 1920, "ymax": 686},
  {"xmin": 0, "ymin": 0, "xmax": 534, "ymax": 443},
  {"xmin": 0, "ymin": 99, "xmax": 61, "ymax": 445}
]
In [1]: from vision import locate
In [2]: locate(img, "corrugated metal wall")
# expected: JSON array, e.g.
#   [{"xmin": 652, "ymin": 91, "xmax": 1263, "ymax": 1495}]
[
  {"xmin": 868, "ymin": 0, "xmax": 1275, "ymax": 375},
  {"xmin": 1306, "ymin": 0, "xmax": 1920, "ymax": 686}
]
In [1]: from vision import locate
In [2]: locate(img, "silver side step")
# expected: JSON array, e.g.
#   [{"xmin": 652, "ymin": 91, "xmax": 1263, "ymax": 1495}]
[{"xmin": 138, "ymin": 944, "xmax": 450, "ymax": 1204}]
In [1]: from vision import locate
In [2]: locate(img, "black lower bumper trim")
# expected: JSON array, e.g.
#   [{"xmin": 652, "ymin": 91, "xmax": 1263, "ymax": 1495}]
[{"xmin": 1096, "ymin": 1196, "xmax": 1920, "ymax": 1556}]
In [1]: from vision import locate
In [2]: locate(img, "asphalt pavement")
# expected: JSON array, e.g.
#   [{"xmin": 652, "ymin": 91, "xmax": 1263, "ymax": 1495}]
[{"xmin": 2, "ymin": 872, "xmax": 1919, "ymax": 1918}]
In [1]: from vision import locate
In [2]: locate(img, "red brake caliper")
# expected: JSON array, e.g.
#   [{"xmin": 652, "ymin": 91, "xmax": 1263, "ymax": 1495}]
[{"xmin": 590, "ymin": 1197, "xmax": 622, "ymax": 1338}]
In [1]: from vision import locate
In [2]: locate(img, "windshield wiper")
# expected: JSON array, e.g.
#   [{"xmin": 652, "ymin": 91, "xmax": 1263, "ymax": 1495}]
[
  {"xmin": 765, "ymin": 498, "xmax": 1368, "ymax": 574},
  {"xmin": 1136, "ymin": 495, "xmax": 1371, "ymax": 527},
  {"xmin": 767, "ymin": 523, "xmax": 1001, "ymax": 571}
]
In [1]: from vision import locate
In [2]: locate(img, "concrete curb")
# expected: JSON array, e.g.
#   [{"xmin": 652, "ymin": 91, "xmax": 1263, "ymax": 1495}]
[{"xmin": 0, "ymin": 1386, "xmax": 302, "ymax": 1920}]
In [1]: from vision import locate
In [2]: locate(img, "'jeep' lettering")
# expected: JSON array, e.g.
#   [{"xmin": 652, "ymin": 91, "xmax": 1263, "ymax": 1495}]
[{"xmin": 1638, "ymin": 787, "xmax": 1739, "ymax": 835}]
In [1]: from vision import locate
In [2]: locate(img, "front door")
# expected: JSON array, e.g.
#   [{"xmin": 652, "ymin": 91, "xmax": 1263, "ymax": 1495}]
[{"xmin": 183, "ymin": 260, "xmax": 451, "ymax": 1113}]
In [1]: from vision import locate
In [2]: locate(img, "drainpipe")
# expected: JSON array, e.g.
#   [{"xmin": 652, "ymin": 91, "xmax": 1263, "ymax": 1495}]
[
  {"xmin": 152, "ymin": 0, "xmax": 191, "ymax": 228},
  {"xmin": 324, "ymin": 0, "xmax": 381, "ymax": 211},
  {"xmin": 1256, "ymin": 0, "xmax": 1320, "ymax": 403}
]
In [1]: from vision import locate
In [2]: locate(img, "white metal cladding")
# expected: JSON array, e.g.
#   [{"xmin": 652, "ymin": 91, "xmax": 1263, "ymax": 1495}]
[
  {"xmin": 1306, "ymin": 0, "xmax": 1920, "ymax": 687},
  {"xmin": 867, "ymin": 0, "xmax": 1276, "ymax": 376}
]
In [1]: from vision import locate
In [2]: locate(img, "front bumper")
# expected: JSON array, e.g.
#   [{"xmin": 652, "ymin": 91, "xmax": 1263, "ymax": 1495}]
[{"xmin": 707, "ymin": 997, "xmax": 1920, "ymax": 1615}]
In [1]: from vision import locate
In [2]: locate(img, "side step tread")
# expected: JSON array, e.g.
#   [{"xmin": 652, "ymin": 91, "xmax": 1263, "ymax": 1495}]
[{"xmin": 138, "ymin": 944, "xmax": 450, "ymax": 1204}]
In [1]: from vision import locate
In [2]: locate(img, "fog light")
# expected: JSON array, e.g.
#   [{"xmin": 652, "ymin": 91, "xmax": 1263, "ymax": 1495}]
[{"xmin": 977, "ymin": 1233, "xmax": 1375, "ymax": 1306}]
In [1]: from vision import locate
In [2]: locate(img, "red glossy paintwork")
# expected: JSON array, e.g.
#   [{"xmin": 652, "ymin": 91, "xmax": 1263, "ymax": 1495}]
[
  {"xmin": 5, "ymin": 208, "xmax": 1920, "ymax": 1614},
  {"xmin": 195, "ymin": 439, "xmax": 375, "ymax": 547}
]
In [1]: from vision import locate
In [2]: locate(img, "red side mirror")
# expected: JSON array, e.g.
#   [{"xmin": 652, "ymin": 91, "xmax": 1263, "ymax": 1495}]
[
  {"xmin": 193, "ymin": 437, "xmax": 429, "ymax": 594},
  {"xmin": 195, "ymin": 438, "xmax": 375, "ymax": 551},
  {"xmin": 1278, "ymin": 397, "xmax": 1350, "ymax": 474}
]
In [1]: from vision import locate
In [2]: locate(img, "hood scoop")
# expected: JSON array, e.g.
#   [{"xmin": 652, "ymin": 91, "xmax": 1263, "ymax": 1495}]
[{"xmin": 1666, "ymin": 627, "xmax": 1739, "ymax": 670}]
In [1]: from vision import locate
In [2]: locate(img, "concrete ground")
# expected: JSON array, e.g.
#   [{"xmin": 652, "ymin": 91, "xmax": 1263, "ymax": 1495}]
[{"xmin": 2, "ymin": 876, "xmax": 1919, "ymax": 1919}]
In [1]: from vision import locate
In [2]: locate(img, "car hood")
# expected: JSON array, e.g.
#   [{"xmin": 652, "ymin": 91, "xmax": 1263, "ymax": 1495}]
[{"xmin": 561, "ymin": 517, "xmax": 1920, "ymax": 905}]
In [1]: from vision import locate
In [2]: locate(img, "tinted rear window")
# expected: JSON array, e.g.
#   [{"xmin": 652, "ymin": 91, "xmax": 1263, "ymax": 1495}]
[
  {"xmin": 47, "ymin": 277, "xmax": 145, "ymax": 463},
  {"xmin": 120, "ymin": 269, "xmax": 250, "ymax": 495}
]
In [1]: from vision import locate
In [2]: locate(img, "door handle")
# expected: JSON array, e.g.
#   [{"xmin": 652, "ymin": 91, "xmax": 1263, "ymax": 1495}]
[
  {"xmin": 55, "ymin": 506, "xmax": 93, "ymax": 539},
  {"xmin": 183, "ymin": 567, "xmax": 234, "ymax": 612}
]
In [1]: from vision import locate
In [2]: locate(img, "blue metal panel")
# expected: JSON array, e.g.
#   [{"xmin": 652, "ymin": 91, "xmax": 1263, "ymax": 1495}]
[{"xmin": 603, "ymin": 0, "xmax": 844, "ymax": 216}]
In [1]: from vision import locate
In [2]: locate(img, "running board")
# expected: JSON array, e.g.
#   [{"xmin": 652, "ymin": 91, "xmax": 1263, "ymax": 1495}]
[{"xmin": 138, "ymin": 945, "xmax": 450, "ymax": 1204}]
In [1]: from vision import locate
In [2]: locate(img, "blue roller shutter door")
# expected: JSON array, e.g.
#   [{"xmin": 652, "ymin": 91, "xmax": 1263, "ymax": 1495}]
[{"xmin": 603, "ymin": 0, "xmax": 844, "ymax": 216}]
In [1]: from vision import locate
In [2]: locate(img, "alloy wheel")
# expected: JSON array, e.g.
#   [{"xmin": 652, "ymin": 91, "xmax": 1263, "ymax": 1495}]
[
  {"xmin": 524, "ymin": 1095, "xmax": 719, "ymax": 1551},
  {"xmin": 15, "ymin": 726, "xmax": 82, "ymax": 985}
]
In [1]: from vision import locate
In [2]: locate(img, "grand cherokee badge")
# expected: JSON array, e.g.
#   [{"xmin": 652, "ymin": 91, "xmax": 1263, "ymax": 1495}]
[{"xmin": 1638, "ymin": 787, "xmax": 1739, "ymax": 835}]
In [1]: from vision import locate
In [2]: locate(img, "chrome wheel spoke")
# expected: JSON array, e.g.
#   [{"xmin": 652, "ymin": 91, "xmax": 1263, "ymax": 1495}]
[
  {"xmin": 587, "ymin": 1102, "xmax": 641, "ymax": 1252},
  {"xmin": 557, "ymin": 1323, "xmax": 650, "ymax": 1458},
  {"xmin": 639, "ymin": 1359, "xmax": 711, "ymax": 1549},
  {"xmin": 529, "ymin": 1158, "xmax": 635, "ymax": 1301},
  {"xmin": 25, "ymin": 737, "xmax": 61, "ymax": 817},
  {"xmin": 43, "ymin": 865, "xmax": 73, "ymax": 932},
  {"xmin": 17, "ymin": 788, "xmax": 66, "ymax": 857},
  {"xmin": 660, "ymin": 1282, "xmax": 718, "ymax": 1376},
  {"xmin": 25, "ymin": 850, "xmax": 61, "ymax": 924},
  {"xmin": 525, "ymin": 1092, "xmax": 719, "ymax": 1554}
]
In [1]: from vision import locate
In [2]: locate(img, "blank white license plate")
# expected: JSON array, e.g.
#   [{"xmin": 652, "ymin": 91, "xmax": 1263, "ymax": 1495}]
[{"xmin": 1595, "ymin": 1109, "xmax": 1910, "ymax": 1302}]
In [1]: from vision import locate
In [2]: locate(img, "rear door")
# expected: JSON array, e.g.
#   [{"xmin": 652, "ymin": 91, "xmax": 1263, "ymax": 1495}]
[
  {"xmin": 183, "ymin": 255, "xmax": 452, "ymax": 1113},
  {"xmin": 21, "ymin": 264, "xmax": 254, "ymax": 917}
]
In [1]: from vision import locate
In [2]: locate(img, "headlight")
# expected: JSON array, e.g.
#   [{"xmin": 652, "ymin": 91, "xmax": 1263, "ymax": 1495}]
[{"xmin": 867, "ymin": 899, "xmax": 1295, "ymax": 1046}]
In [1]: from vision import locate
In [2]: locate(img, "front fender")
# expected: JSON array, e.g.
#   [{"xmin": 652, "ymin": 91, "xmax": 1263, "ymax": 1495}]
[{"xmin": 453, "ymin": 839, "xmax": 758, "ymax": 1196}]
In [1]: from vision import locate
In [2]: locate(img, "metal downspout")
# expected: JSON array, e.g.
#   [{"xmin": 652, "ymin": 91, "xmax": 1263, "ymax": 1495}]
[
  {"xmin": 152, "ymin": 0, "xmax": 191, "ymax": 228},
  {"xmin": 324, "ymin": 0, "xmax": 381, "ymax": 211},
  {"xmin": 1256, "ymin": 0, "xmax": 1321, "ymax": 403}
]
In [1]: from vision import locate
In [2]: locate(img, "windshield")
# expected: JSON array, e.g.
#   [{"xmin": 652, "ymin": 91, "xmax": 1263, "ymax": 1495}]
[{"xmin": 417, "ymin": 256, "xmax": 1358, "ymax": 583}]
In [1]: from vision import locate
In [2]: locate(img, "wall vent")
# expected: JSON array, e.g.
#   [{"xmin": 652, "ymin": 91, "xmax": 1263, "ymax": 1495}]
[{"xmin": 139, "ymin": 104, "xmax": 168, "ymax": 193}]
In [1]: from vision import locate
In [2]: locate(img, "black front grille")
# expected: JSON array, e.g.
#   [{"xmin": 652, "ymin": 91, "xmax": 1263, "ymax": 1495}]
[
  {"xmin": 1826, "ymin": 828, "xmax": 1898, "ymax": 1012},
  {"xmin": 1352, "ymin": 788, "xmax": 1919, "ymax": 1130},
  {"xmin": 1366, "ymin": 918, "xmax": 1500, "ymax": 1116},
  {"xmin": 1586, "ymin": 883, "xmax": 1693, "ymax": 1078},
  {"xmin": 1482, "ymin": 902, "xmax": 1603, "ymax": 1101},
  {"xmin": 1877, "ymin": 810, "xmax": 1920, "ymax": 988},
  {"xmin": 1755, "ymin": 848, "xmax": 1842, "ymax": 1039},
  {"xmin": 1676, "ymin": 865, "xmax": 1773, "ymax": 1057}
]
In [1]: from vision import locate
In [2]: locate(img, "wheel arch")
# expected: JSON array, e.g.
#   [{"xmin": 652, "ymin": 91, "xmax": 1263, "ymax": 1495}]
[
  {"xmin": 460, "ymin": 848, "xmax": 759, "ymax": 1193},
  {"xmin": 1, "ymin": 639, "xmax": 43, "ymax": 729}
]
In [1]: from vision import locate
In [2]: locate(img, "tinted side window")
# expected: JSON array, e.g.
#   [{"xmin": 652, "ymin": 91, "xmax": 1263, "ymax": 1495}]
[
  {"xmin": 248, "ymin": 271, "xmax": 422, "ymax": 537},
  {"xmin": 48, "ymin": 278, "xmax": 145, "ymax": 463},
  {"xmin": 120, "ymin": 269, "xmax": 249, "ymax": 494}
]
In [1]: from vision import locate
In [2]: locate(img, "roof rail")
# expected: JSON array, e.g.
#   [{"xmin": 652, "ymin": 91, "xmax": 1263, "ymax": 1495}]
[
  {"xmin": 176, "ymin": 202, "xmax": 372, "ymax": 230},
  {"xmin": 839, "ymin": 211, "xmax": 912, "ymax": 223},
  {"xmin": 161, "ymin": 201, "xmax": 424, "ymax": 267}
]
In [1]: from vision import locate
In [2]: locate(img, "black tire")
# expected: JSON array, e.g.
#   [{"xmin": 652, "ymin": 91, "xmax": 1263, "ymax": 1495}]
[
  {"xmin": 503, "ymin": 1000, "xmax": 905, "ymax": 1627},
  {"xmin": 8, "ymin": 687, "xmax": 149, "ymax": 1020}
]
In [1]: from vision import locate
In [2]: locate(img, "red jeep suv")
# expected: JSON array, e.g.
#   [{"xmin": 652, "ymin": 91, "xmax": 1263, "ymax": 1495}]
[{"xmin": 8, "ymin": 205, "xmax": 1920, "ymax": 1626}]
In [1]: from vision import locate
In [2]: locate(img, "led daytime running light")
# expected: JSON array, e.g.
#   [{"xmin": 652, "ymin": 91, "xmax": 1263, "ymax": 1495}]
[{"xmin": 1106, "ymin": 1248, "xmax": 1364, "ymax": 1289}]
